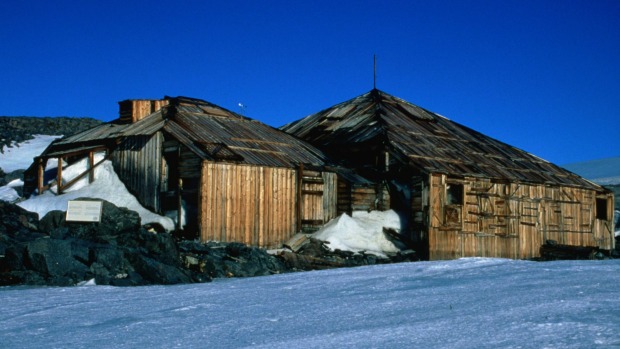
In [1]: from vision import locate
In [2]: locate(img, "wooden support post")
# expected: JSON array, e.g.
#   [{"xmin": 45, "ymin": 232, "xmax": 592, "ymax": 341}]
[
  {"xmin": 36, "ymin": 158, "xmax": 44, "ymax": 194},
  {"xmin": 177, "ymin": 178, "xmax": 183, "ymax": 231},
  {"xmin": 296, "ymin": 164, "xmax": 303, "ymax": 233},
  {"xmin": 88, "ymin": 151, "xmax": 95, "ymax": 184},
  {"xmin": 57, "ymin": 157, "xmax": 63, "ymax": 195}
]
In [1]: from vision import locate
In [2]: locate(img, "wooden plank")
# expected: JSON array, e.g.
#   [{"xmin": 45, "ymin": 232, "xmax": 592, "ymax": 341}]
[
  {"xmin": 36, "ymin": 158, "xmax": 44, "ymax": 194},
  {"xmin": 56, "ymin": 157, "xmax": 63, "ymax": 194}
]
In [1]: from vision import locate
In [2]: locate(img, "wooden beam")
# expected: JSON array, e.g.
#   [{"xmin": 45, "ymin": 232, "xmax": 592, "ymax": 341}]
[
  {"xmin": 296, "ymin": 164, "xmax": 303, "ymax": 233},
  {"xmin": 57, "ymin": 157, "xmax": 63, "ymax": 194},
  {"xmin": 230, "ymin": 138, "xmax": 292, "ymax": 147},
  {"xmin": 302, "ymin": 190, "xmax": 323, "ymax": 195},
  {"xmin": 36, "ymin": 158, "xmax": 44, "ymax": 195},
  {"xmin": 88, "ymin": 151, "xmax": 95, "ymax": 184},
  {"xmin": 177, "ymin": 178, "xmax": 183, "ymax": 231},
  {"xmin": 226, "ymin": 146, "xmax": 287, "ymax": 155},
  {"xmin": 56, "ymin": 153, "xmax": 111, "ymax": 194}
]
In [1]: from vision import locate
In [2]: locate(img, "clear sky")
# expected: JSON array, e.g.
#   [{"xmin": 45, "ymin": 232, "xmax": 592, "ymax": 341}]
[{"xmin": 1, "ymin": 0, "xmax": 618, "ymax": 165}]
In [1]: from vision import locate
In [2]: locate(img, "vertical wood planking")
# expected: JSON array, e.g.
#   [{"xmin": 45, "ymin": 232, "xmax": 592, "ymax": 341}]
[{"xmin": 200, "ymin": 162, "xmax": 318, "ymax": 248}]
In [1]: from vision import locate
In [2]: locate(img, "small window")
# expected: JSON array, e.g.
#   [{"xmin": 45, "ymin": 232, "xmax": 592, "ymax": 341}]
[
  {"xmin": 596, "ymin": 198, "xmax": 608, "ymax": 220},
  {"xmin": 447, "ymin": 184, "xmax": 463, "ymax": 205}
]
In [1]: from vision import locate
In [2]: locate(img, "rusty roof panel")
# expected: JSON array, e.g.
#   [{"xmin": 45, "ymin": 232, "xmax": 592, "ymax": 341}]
[
  {"xmin": 40, "ymin": 96, "xmax": 332, "ymax": 169},
  {"xmin": 282, "ymin": 89, "xmax": 603, "ymax": 191}
]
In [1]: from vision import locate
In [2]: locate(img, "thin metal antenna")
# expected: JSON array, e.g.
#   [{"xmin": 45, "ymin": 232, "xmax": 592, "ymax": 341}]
[
  {"xmin": 238, "ymin": 102, "xmax": 246, "ymax": 115},
  {"xmin": 373, "ymin": 54, "xmax": 377, "ymax": 89}
]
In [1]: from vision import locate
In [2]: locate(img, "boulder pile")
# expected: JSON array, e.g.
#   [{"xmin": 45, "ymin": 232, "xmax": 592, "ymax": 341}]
[
  {"xmin": 0, "ymin": 199, "xmax": 419, "ymax": 287},
  {"xmin": 0, "ymin": 199, "xmax": 288, "ymax": 286}
]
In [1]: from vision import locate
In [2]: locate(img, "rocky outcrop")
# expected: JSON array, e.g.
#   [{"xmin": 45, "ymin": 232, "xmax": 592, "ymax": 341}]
[
  {"xmin": 0, "ymin": 116, "xmax": 102, "ymax": 155},
  {"xmin": 0, "ymin": 198, "xmax": 299, "ymax": 286},
  {"xmin": 0, "ymin": 199, "xmax": 195, "ymax": 286},
  {"xmin": 0, "ymin": 199, "xmax": 421, "ymax": 287}
]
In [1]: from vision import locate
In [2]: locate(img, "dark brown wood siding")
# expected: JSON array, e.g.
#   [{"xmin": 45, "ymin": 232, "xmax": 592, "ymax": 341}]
[
  {"xmin": 111, "ymin": 133, "xmax": 163, "ymax": 211},
  {"xmin": 428, "ymin": 173, "xmax": 615, "ymax": 260}
]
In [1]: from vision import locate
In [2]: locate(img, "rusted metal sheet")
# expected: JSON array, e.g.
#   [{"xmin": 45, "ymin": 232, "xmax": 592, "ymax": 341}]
[
  {"xmin": 281, "ymin": 89, "xmax": 603, "ymax": 191},
  {"xmin": 111, "ymin": 133, "xmax": 163, "ymax": 211}
]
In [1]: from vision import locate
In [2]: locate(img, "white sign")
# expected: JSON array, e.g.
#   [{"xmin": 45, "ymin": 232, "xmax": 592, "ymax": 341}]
[{"xmin": 66, "ymin": 200, "xmax": 103, "ymax": 223}]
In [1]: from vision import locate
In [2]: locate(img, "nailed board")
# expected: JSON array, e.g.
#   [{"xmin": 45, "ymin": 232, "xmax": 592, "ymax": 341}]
[{"xmin": 66, "ymin": 200, "xmax": 103, "ymax": 223}]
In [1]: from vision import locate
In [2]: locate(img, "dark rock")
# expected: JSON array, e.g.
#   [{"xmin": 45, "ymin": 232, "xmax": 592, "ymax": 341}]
[
  {"xmin": 177, "ymin": 241, "xmax": 287, "ymax": 279},
  {"xmin": 1, "ymin": 200, "xmax": 199, "ymax": 286},
  {"xmin": 39, "ymin": 210, "xmax": 66, "ymax": 234},
  {"xmin": 0, "ymin": 116, "xmax": 102, "ymax": 155},
  {"xmin": 127, "ymin": 254, "xmax": 192, "ymax": 285},
  {"xmin": 24, "ymin": 238, "xmax": 90, "ymax": 286},
  {"xmin": 5, "ymin": 169, "xmax": 24, "ymax": 183},
  {"xmin": 1, "ymin": 199, "xmax": 422, "ymax": 287},
  {"xmin": 0, "ymin": 201, "xmax": 39, "ymax": 236},
  {"xmin": 539, "ymin": 241, "xmax": 600, "ymax": 261}
]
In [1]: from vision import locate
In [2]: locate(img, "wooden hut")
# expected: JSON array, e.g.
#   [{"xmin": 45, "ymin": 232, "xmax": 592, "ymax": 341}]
[
  {"xmin": 28, "ymin": 96, "xmax": 338, "ymax": 248},
  {"xmin": 282, "ymin": 89, "xmax": 615, "ymax": 260}
]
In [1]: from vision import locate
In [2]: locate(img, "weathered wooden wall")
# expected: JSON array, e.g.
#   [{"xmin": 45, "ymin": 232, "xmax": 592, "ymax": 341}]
[
  {"xmin": 298, "ymin": 170, "xmax": 338, "ymax": 231},
  {"xmin": 112, "ymin": 133, "xmax": 163, "ymax": 211},
  {"xmin": 428, "ymin": 173, "xmax": 614, "ymax": 260},
  {"xmin": 199, "ymin": 163, "xmax": 338, "ymax": 248},
  {"xmin": 336, "ymin": 179, "xmax": 390, "ymax": 215}
]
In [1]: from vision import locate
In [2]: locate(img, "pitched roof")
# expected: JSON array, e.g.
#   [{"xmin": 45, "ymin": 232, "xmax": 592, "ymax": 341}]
[
  {"xmin": 41, "ymin": 96, "xmax": 331, "ymax": 168},
  {"xmin": 282, "ymin": 89, "xmax": 601, "ymax": 190}
]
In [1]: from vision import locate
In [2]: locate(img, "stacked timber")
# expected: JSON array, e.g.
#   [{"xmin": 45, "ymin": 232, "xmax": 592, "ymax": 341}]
[{"xmin": 539, "ymin": 240, "xmax": 602, "ymax": 261}]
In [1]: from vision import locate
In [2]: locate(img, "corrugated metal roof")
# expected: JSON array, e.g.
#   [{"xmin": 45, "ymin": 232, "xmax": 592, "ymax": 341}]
[
  {"xmin": 40, "ymin": 96, "xmax": 331, "ymax": 169},
  {"xmin": 281, "ymin": 89, "xmax": 602, "ymax": 190},
  {"xmin": 165, "ymin": 101, "xmax": 330, "ymax": 167}
]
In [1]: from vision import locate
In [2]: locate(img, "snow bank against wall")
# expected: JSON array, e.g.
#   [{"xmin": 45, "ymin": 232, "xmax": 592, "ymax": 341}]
[
  {"xmin": 18, "ymin": 154, "xmax": 174, "ymax": 231},
  {"xmin": 313, "ymin": 210, "xmax": 402, "ymax": 257}
]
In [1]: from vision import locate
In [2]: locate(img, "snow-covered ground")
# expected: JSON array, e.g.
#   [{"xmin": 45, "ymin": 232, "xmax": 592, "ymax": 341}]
[
  {"xmin": 1, "ymin": 258, "xmax": 620, "ymax": 348},
  {"xmin": 2, "ymin": 135, "xmax": 620, "ymax": 348},
  {"xmin": 0, "ymin": 134, "xmax": 61, "ymax": 173}
]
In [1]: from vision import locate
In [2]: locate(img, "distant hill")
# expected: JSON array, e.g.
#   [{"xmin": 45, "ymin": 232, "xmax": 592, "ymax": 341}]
[
  {"xmin": 564, "ymin": 157, "xmax": 620, "ymax": 212},
  {"xmin": 563, "ymin": 157, "xmax": 620, "ymax": 186},
  {"xmin": 0, "ymin": 116, "xmax": 102, "ymax": 153}
]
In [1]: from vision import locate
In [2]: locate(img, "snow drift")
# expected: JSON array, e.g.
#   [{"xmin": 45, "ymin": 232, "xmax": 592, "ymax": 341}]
[
  {"xmin": 313, "ymin": 210, "xmax": 402, "ymax": 257},
  {"xmin": 17, "ymin": 154, "xmax": 174, "ymax": 231}
]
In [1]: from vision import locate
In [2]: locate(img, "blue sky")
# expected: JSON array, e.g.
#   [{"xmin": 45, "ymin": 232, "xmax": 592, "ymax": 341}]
[{"xmin": 1, "ymin": 1, "xmax": 618, "ymax": 165}]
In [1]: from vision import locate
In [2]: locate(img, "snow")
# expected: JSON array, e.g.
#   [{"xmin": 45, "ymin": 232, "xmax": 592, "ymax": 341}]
[
  {"xmin": 313, "ymin": 210, "xmax": 402, "ymax": 257},
  {"xmin": 17, "ymin": 154, "xmax": 175, "ymax": 231},
  {"xmin": 0, "ymin": 135, "xmax": 61, "ymax": 173},
  {"xmin": 1, "ymin": 258, "xmax": 620, "ymax": 348},
  {"xmin": 0, "ymin": 179, "xmax": 23, "ymax": 202},
  {"xmin": 1, "ymin": 135, "xmax": 620, "ymax": 347}
]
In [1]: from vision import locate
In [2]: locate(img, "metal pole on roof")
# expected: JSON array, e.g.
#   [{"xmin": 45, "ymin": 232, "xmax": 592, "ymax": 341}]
[{"xmin": 373, "ymin": 54, "xmax": 377, "ymax": 90}]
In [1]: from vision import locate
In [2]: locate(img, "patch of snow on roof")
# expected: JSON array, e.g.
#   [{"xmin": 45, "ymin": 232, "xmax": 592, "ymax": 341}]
[
  {"xmin": 18, "ymin": 154, "xmax": 174, "ymax": 231},
  {"xmin": 0, "ymin": 134, "xmax": 62, "ymax": 172},
  {"xmin": 313, "ymin": 210, "xmax": 402, "ymax": 257}
]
